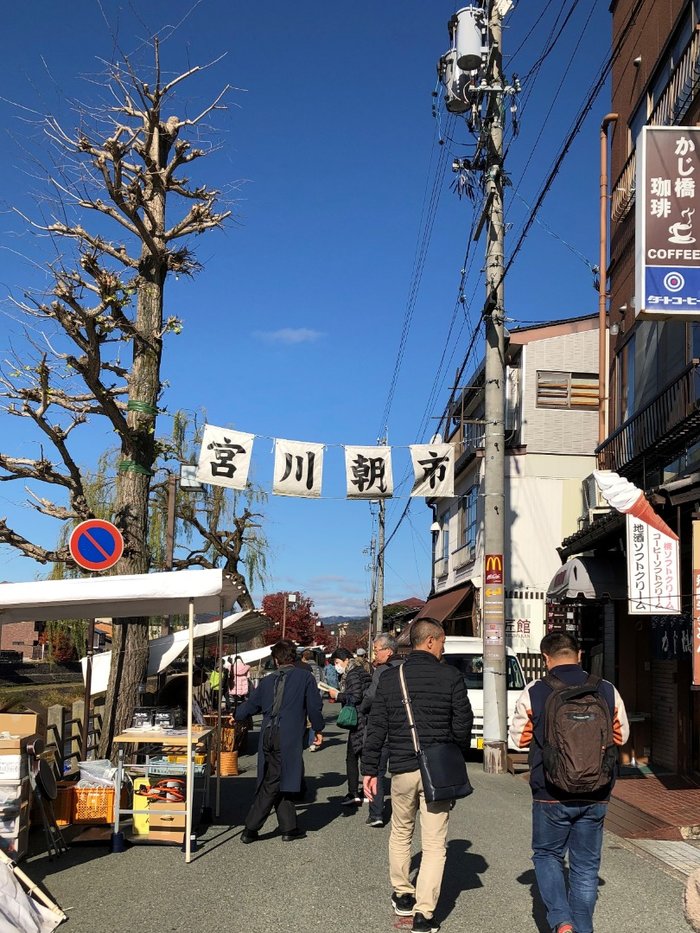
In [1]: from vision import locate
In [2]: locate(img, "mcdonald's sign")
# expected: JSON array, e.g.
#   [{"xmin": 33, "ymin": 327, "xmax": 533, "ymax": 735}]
[{"xmin": 485, "ymin": 553, "xmax": 503, "ymax": 585}]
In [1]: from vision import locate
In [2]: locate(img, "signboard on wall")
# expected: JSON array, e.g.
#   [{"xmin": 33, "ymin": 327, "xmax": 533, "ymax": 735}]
[
  {"xmin": 636, "ymin": 126, "xmax": 700, "ymax": 319},
  {"xmin": 626, "ymin": 514, "xmax": 681, "ymax": 615}
]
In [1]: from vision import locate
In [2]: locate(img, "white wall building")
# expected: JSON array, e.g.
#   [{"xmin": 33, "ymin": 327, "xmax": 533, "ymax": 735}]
[{"xmin": 424, "ymin": 315, "xmax": 600, "ymax": 655}]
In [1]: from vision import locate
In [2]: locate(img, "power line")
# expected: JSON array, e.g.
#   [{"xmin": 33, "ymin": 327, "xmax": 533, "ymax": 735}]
[{"xmin": 503, "ymin": 0, "xmax": 646, "ymax": 279}]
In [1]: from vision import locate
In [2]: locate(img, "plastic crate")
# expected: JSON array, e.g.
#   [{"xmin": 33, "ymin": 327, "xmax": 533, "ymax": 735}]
[
  {"xmin": 73, "ymin": 786, "xmax": 115, "ymax": 824},
  {"xmin": 147, "ymin": 756, "xmax": 205, "ymax": 777},
  {"xmin": 53, "ymin": 783, "xmax": 75, "ymax": 826}
]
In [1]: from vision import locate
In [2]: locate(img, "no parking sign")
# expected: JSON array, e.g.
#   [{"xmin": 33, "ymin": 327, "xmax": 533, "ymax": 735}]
[{"xmin": 69, "ymin": 519, "xmax": 124, "ymax": 572}]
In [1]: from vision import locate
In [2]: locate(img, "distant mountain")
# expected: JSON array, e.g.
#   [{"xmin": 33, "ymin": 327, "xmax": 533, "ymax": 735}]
[{"xmin": 320, "ymin": 615, "xmax": 364, "ymax": 626}]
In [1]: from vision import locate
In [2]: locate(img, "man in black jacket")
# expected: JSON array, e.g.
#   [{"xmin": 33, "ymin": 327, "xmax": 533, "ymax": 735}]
[
  {"xmin": 359, "ymin": 633, "xmax": 401, "ymax": 827},
  {"xmin": 362, "ymin": 619, "xmax": 473, "ymax": 933}
]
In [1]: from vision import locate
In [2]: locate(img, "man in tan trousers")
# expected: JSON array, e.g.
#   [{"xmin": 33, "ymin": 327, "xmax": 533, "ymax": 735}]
[{"xmin": 362, "ymin": 620, "xmax": 473, "ymax": 933}]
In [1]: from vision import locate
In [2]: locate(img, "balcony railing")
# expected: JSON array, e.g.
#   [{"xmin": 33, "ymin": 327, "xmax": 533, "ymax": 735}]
[
  {"xmin": 610, "ymin": 28, "xmax": 700, "ymax": 223},
  {"xmin": 596, "ymin": 361, "xmax": 700, "ymax": 476}
]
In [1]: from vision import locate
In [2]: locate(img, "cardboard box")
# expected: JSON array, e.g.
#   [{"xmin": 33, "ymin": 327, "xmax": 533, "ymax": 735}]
[
  {"xmin": 0, "ymin": 712, "xmax": 38, "ymax": 753},
  {"xmin": 149, "ymin": 800, "xmax": 186, "ymax": 831}
]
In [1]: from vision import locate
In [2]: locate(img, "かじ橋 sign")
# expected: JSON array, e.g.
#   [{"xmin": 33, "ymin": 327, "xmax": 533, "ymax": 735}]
[{"xmin": 636, "ymin": 126, "xmax": 700, "ymax": 319}]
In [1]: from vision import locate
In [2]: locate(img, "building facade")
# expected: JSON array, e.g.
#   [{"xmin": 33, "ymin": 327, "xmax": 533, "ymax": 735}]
[
  {"xmin": 423, "ymin": 316, "xmax": 600, "ymax": 657},
  {"xmin": 552, "ymin": 0, "xmax": 700, "ymax": 773}
]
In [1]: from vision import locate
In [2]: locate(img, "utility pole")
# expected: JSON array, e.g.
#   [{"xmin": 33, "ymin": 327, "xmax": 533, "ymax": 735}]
[
  {"xmin": 376, "ymin": 499, "xmax": 386, "ymax": 637},
  {"xmin": 481, "ymin": 0, "xmax": 508, "ymax": 775},
  {"xmin": 438, "ymin": 2, "xmax": 517, "ymax": 774}
]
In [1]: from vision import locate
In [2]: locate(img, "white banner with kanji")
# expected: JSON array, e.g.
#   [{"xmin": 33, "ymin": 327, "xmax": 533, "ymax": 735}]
[
  {"xmin": 344, "ymin": 446, "xmax": 393, "ymax": 499},
  {"xmin": 409, "ymin": 443, "xmax": 455, "ymax": 497},
  {"xmin": 626, "ymin": 513, "xmax": 681, "ymax": 615},
  {"xmin": 195, "ymin": 425, "xmax": 254, "ymax": 490},
  {"xmin": 273, "ymin": 438, "xmax": 324, "ymax": 498}
]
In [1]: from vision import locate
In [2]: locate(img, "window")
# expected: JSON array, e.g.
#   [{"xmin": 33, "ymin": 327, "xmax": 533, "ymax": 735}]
[
  {"xmin": 440, "ymin": 513, "xmax": 450, "ymax": 562},
  {"xmin": 443, "ymin": 654, "xmax": 525, "ymax": 691},
  {"xmin": 536, "ymin": 372, "xmax": 599, "ymax": 410},
  {"xmin": 458, "ymin": 485, "xmax": 478, "ymax": 555}
]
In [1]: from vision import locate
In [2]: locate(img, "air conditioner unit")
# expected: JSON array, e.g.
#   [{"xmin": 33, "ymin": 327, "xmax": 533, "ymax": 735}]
[
  {"xmin": 581, "ymin": 473, "xmax": 611, "ymax": 527},
  {"xmin": 582, "ymin": 473, "xmax": 606, "ymax": 511}
]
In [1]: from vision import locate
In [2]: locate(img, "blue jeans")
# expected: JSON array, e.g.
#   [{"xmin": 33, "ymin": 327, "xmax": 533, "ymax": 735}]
[{"xmin": 532, "ymin": 801, "xmax": 607, "ymax": 933}]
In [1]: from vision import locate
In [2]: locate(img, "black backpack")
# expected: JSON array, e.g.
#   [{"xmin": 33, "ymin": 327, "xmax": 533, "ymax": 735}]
[{"xmin": 541, "ymin": 672, "xmax": 618, "ymax": 795}]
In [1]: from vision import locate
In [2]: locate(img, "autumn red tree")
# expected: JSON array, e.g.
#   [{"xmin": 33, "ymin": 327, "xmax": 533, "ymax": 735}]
[{"xmin": 261, "ymin": 592, "xmax": 324, "ymax": 646}]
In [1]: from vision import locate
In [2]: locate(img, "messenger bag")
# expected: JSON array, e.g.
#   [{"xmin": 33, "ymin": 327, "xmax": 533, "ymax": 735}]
[{"xmin": 399, "ymin": 664, "xmax": 473, "ymax": 803}]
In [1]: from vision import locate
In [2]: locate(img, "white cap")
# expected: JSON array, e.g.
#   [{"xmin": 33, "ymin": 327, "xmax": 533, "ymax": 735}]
[{"xmin": 356, "ymin": 648, "xmax": 366, "ymax": 656}]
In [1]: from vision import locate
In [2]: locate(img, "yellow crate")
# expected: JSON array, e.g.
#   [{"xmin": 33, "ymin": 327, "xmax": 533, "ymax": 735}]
[{"xmin": 166, "ymin": 754, "xmax": 205, "ymax": 765}]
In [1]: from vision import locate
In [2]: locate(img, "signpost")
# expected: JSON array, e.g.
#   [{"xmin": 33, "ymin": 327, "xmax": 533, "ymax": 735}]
[
  {"xmin": 69, "ymin": 519, "xmax": 124, "ymax": 572},
  {"xmin": 625, "ymin": 514, "xmax": 680, "ymax": 615}
]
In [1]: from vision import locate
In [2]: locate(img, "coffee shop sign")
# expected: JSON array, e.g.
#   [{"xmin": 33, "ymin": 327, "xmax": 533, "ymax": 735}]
[{"xmin": 635, "ymin": 126, "xmax": 700, "ymax": 319}]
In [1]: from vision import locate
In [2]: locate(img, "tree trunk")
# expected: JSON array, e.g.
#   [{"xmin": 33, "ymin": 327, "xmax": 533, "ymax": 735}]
[{"xmin": 98, "ymin": 116, "xmax": 167, "ymax": 759}]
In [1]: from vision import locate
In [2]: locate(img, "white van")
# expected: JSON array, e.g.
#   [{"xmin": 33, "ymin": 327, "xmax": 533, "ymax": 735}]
[{"xmin": 442, "ymin": 636, "xmax": 526, "ymax": 751}]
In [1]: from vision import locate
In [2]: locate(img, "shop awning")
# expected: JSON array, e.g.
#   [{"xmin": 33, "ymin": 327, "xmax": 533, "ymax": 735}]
[
  {"xmin": 414, "ymin": 583, "xmax": 474, "ymax": 623},
  {"xmin": 396, "ymin": 583, "xmax": 474, "ymax": 644},
  {"xmin": 546, "ymin": 556, "xmax": 626, "ymax": 601}
]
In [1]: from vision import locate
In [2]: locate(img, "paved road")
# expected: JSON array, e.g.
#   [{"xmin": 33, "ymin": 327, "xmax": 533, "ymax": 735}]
[{"xmin": 28, "ymin": 702, "xmax": 688, "ymax": 932}]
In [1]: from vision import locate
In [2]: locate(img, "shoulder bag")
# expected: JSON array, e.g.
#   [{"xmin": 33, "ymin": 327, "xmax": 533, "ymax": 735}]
[
  {"xmin": 399, "ymin": 664, "xmax": 473, "ymax": 803},
  {"xmin": 336, "ymin": 703, "xmax": 358, "ymax": 729}
]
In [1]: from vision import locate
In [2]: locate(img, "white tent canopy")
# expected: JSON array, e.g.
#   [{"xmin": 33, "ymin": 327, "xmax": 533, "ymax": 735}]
[
  {"xmin": 0, "ymin": 569, "xmax": 240, "ymax": 625},
  {"xmin": 0, "ymin": 568, "xmax": 248, "ymax": 863},
  {"xmin": 80, "ymin": 610, "xmax": 270, "ymax": 696}
]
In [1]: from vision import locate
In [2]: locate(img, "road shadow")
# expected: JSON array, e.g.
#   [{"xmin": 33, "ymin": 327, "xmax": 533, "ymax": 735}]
[
  {"xmin": 435, "ymin": 839, "xmax": 488, "ymax": 923},
  {"xmin": 517, "ymin": 869, "xmax": 550, "ymax": 933}
]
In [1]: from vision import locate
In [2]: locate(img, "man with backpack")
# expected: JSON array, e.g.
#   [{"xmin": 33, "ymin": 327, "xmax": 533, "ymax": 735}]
[{"xmin": 509, "ymin": 632, "xmax": 629, "ymax": 933}]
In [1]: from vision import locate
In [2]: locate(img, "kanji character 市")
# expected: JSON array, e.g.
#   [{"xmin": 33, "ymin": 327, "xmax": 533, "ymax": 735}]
[
  {"xmin": 417, "ymin": 450, "xmax": 450, "ymax": 489},
  {"xmin": 675, "ymin": 136, "xmax": 696, "ymax": 157},
  {"xmin": 650, "ymin": 198, "xmax": 672, "ymax": 218},
  {"xmin": 650, "ymin": 177, "xmax": 671, "ymax": 197}
]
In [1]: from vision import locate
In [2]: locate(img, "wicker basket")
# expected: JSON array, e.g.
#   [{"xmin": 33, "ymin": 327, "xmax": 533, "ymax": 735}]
[
  {"xmin": 73, "ymin": 786, "xmax": 115, "ymax": 824},
  {"xmin": 218, "ymin": 751, "xmax": 239, "ymax": 776}
]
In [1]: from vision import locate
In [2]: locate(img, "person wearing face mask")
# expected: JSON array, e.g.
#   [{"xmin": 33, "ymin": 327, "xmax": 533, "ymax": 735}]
[{"xmin": 328, "ymin": 647, "xmax": 372, "ymax": 807}]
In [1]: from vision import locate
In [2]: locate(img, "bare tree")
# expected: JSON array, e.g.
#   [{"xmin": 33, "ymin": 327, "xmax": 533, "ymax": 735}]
[{"xmin": 0, "ymin": 40, "xmax": 232, "ymax": 754}]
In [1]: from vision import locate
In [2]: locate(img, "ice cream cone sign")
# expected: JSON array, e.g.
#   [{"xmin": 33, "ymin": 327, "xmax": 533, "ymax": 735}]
[{"xmin": 593, "ymin": 470, "xmax": 678, "ymax": 541}]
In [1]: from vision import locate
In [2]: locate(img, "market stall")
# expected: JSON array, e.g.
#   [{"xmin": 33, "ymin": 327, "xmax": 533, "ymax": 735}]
[{"xmin": 0, "ymin": 569, "xmax": 266, "ymax": 863}]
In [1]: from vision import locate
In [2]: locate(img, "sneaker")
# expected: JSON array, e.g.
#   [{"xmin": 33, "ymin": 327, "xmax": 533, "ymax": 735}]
[
  {"xmin": 412, "ymin": 914, "xmax": 440, "ymax": 933},
  {"xmin": 366, "ymin": 816, "xmax": 384, "ymax": 827},
  {"xmin": 341, "ymin": 794, "xmax": 359, "ymax": 807},
  {"xmin": 554, "ymin": 926, "xmax": 574, "ymax": 933},
  {"xmin": 308, "ymin": 745, "xmax": 317, "ymax": 752},
  {"xmin": 391, "ymin": 892, "xmax": 416, "ymax": 917}
]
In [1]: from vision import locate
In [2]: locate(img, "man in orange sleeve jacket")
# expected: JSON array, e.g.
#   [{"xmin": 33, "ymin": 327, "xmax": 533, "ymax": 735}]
[{"xmin": 510, "ymin": 632, "xmax": 629, "ymax": 933}]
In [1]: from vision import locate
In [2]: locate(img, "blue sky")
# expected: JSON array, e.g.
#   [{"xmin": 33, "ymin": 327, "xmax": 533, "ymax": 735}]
[{"xmin": 0, "ymin": 0, "xmax": 610, "ymax": 616}]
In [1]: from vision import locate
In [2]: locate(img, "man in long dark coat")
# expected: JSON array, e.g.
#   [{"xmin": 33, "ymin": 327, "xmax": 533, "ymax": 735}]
[{"xmin": 236, "ymin": 639, "xmax": 324, "ymax": 842}]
